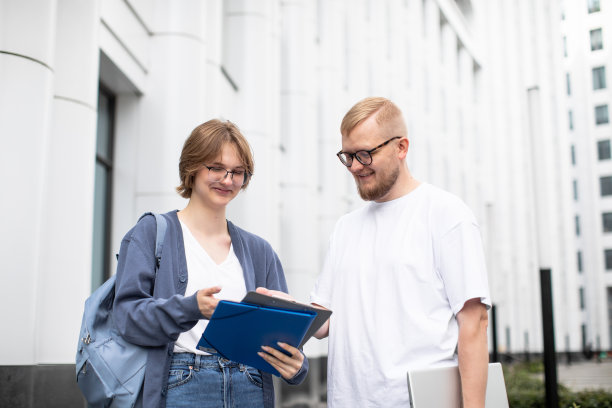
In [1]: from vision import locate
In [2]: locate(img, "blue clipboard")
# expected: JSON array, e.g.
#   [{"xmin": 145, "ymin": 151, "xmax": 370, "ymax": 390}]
[{"xmin": 197, "ymin": 300, "xmax": 316, "ymax": 376}]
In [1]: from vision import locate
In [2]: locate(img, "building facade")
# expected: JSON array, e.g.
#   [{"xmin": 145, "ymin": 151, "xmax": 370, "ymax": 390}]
[
  {"xmin": 561, "ymin": 0, "xmax": 612, "ymax": 354},
  {"xmin": 0, "ymin": 0, "xmax": 586, "ymax": 406}
]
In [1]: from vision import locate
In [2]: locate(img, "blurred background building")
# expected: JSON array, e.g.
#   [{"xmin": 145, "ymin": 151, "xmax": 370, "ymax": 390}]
[
  {"xmin": 560, "ymin": 0, "xmax": 612, "ymax": 359},
  {"xmin": 0, "ymin": 0, "xmax": 609, "ymax": 406}
]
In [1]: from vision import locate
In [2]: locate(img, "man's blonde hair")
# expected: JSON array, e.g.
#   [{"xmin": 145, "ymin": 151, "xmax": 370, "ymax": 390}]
[{"xmin": 340, "ymin": 97, "xmax": 404, "ymax": 137}]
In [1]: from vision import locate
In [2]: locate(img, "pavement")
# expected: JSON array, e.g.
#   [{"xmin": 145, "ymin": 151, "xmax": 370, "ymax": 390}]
[{"xmin": 556, "ymin": 360, "xmax": 612, "ymax": 392}]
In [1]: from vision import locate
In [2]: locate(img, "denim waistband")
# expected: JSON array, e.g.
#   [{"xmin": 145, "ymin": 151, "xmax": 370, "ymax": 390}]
[{"xmin": 171, "ymin": 352, "xmax": 244, "ymax": 369}]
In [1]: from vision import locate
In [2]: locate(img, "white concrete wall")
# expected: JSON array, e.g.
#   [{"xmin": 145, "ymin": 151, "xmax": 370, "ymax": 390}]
[
  {"xmin": 0, "ymin": 0, "xmax": 57, "ymax": 365},
  {"xmin": 0, "ymin": 0, "xmax": 585, "ymax": 367}
]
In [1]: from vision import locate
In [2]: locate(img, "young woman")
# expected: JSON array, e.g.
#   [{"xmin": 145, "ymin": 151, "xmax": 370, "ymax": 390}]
[{"xmin": 113, "ymin": 119, "xmax": 308, "ymax": 408}]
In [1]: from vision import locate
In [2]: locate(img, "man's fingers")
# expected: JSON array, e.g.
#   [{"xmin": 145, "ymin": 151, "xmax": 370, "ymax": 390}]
[{"xmin": 255, "ymin": 287, "xmax": 295, "ymax": 301}]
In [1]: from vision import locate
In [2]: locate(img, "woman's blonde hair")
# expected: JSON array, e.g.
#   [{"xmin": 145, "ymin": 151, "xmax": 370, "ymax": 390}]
[{"xmin": 176, "ymin": 119, "xmax": 254, "ymax": 198}]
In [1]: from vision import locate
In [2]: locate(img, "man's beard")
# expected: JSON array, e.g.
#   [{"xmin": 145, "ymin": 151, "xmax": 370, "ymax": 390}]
[{"xmin": 355, "ymin": 165, "xmax": 399, "ymax": 201}]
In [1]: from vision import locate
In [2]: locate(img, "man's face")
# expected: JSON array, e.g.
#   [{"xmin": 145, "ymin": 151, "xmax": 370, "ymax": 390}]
[{"xmin": 341, "ymin": 115, "xmax": 402, "ymax": 202}]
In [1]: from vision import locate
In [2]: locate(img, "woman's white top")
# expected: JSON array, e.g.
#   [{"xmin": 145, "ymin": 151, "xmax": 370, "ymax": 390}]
[{"xmin": 173, "ymin": 220, "xmax": 247, "ymax": 355}]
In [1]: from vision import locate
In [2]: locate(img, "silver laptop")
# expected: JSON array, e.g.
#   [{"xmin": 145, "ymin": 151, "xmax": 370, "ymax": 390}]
[{"xmin": 407, "ymin": 362, "xmax": 509, "ymax": 407}]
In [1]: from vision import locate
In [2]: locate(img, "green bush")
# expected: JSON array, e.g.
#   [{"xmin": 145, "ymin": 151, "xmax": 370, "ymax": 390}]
[
  {"xmin": 504, "ymin": 362, "xmax": 612, "ymax": 408},
  {"xmin": 561, "ymin": 390, "xmax": 612, "ymax": 408}
]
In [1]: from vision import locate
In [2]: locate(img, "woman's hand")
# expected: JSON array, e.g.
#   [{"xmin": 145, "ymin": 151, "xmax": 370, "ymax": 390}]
[
  {"xmin": 196, "ymin": 286, "xmax": 222, "ymax": 319},
  {"xmin": 258, "ymin": 342, "xmax": 304, "ymax": 380}
]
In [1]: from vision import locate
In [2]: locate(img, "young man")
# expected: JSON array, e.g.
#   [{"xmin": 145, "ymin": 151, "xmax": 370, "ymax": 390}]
[{"xmin": 310, "ymin": 97, "xmax": 491, "ymax": 407}]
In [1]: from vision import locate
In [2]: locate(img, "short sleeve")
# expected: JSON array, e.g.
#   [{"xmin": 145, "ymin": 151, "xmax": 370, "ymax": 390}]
[{"xmin": 437, "ymin": 220, "xmax": 491, "ymax": 316}]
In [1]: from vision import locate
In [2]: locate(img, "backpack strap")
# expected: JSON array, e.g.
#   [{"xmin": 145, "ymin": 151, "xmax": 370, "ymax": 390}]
[
  {"xmin": 137, "ymin": 212, "xmax": 168, "ymax": 270},
  {"xmin": 152, "ymin": 213, "xmax": 167, "ymax": 268}
]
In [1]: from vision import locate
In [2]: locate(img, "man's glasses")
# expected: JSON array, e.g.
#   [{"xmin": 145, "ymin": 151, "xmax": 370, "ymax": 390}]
[
  {"xmin": 204, "ymin": 165, "xmax": 251, "ymax": 186},
  {"xmin": 336, "ymin": 136, "xmax": 402, "ymax": 167}
]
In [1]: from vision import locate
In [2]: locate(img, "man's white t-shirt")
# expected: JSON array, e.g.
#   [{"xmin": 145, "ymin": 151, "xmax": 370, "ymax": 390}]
[
  {"xmin": 174, "ymin": 221, "xmax": 247, "ymax": 355},
  {"xmin": 311, "ymin": 183, "xmax": 491, "ymax": 407}
]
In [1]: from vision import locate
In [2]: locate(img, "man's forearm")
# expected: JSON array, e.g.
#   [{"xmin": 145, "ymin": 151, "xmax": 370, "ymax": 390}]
[
  {"xmin": 312, "ymin": 303, "xmax": 330, "ymax": 339},
  {"xmin": 457, "ymin": 300, "xmax": 489, "ymax": 408}
]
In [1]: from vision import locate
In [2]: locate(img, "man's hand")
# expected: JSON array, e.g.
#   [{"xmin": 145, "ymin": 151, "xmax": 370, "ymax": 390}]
[
  {"xmin": 256, "ymin": 288, "xmax": 331, "ymax": 339},
  {"xmin": 255, "ymin": 287, "xmax": 295, "ymax": 301},
  {"xmin": 457, "ymin": 298, "xmax": 489, "ymax": 408},
  {"xmin": 312, "ymin": 303, "xmax": 330, "ymax": 339},
  {"xmin": 196, "ymin": 286, "xmax": 222, "ymax": 319}
]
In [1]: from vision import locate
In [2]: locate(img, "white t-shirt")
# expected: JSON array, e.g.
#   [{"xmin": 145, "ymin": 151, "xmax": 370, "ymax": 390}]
[
  {"xmin": 174, "ymin": 221, "xmax": 247, "ymax": 355},
  {"xmin": 311, "ymin": 183, "xmax": 491, "ymax": 407}
]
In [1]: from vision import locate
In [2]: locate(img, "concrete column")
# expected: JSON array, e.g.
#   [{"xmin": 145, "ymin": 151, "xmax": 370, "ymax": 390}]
[
  {"xmin": 315, "ymin": 0, "xmax": 346, "ymax": 358},
  {"xmin": 404, "ymin": 0, "xmax": 426, "ymax": 177},
  {"xmin": 457, "ymin": 46, "xmax": 475, "ymax": 202},
  {"xmin": 422, "ymin": 0, "xmax": 442, "ymax": 186},
  {"xmin": 440, "ymin": 22, "xmax": 458, "ymax": 192},
  {"xmin": 279, "ymin": 0, "xmax": 318, "ymax": 342},
  {"xmin": 221, "ymin": 0, "xmax": 282, "ymax": 246},
  {"xmin": 132, "ymin": 0, "xmax": 208, "ymax": 215},
  {"xmin": 35, "ymin": 0, "xmax": 100, "ymax": 364},
  {"xmin": 342, "ymin": 0, "xmax": 368, "ymax": 209},
  {"xmin": 0, "ymin": 0, "xmax": 56, "ymax": 365},
  {"xmin": 203, "ymin": 0, "xmax": 225, "ymax": 118}
]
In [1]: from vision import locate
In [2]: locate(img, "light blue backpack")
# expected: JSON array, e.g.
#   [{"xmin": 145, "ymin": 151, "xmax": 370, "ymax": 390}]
[{"xmin": 76, "ymin": 213, "xmax": 167, "ymax": 407}]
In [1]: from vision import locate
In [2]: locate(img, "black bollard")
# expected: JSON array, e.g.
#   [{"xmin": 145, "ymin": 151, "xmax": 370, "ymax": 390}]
[
  {"xmin": 491, "ymin": 304, "xmax": 499, "ymax": 363},
  {"xmin": 540, "ymin": 268, "xmax": 559, "ymax": 408}
]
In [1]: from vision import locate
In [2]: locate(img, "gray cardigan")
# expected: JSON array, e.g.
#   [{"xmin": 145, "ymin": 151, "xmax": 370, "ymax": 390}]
[{"xmin": 113, "ymin": 211, "xmax": 308, "ymax": 408}]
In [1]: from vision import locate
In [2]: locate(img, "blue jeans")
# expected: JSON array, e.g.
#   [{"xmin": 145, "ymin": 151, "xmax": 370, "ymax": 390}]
[{"xmin": 165, "ymin": 353, "xmax": 264, "ymax": 408}]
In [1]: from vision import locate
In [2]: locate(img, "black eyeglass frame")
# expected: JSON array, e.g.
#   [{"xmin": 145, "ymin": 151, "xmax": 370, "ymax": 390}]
[
  {"xmin": 336, "ymin": 136, "xmax": 403, "ymax": 167},
  {"xmin": 203, "ymin": 165, "xmax": 252, "ymax": 186}
]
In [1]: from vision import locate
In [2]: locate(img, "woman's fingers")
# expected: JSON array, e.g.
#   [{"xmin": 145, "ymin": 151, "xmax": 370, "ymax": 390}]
[
  {"xmin": 258, "ymin": 342, "xmax": 304, "ymax": 380},
  {"xmin": 196, "ymin": 286, "xmax": 222, "ymax": 318}
]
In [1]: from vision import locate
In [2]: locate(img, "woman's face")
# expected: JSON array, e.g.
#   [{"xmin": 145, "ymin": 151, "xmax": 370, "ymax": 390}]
[{"xmin": 191, "ymin": 143, "xmax": 245, "ymax": 210}]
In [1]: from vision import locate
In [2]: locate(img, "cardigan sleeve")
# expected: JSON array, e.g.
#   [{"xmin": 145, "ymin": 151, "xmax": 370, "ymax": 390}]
[{"xmin": 112, "ymin": 218, "xmax": 203, "ymax": 347}]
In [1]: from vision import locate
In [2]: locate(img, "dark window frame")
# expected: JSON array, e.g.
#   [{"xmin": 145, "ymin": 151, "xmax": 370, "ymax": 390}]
[
  {"xmin": 601, "ymin": 176, "xmax": 612, "ymax": 196},
  {"xmin": 606, "ymin": 249, "xmax": 612, "ymax": 270},
  {"xmin": 590, "ymin": 28, "xmax": 603, "ymax": 51},
  {"xmin": 604, "ymin": 212, "xmax": 612, "ymax": 232},
  {"xmin": 596, "ymin": 104, "xmax": 609, "ymax": 125},
  {"xmin": 92, "ymin": 83, "xmax": 116, "ymax": 291},
  {"xmin": 593, "ymin": 66, "xmax": 607, "ymax": 90},
  {"xmin": 599, "ymin": 140, "xmax": 611, "ymax": 160}
]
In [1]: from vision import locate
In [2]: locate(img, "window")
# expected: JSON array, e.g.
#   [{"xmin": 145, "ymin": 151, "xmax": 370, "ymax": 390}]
[
  {"xmin": 573, "ymin": 180, "xmax": 579, "ymax": 200},
  {"xmin": 591, "ymin": 28, "xmax": 603, "ymax": 51},
  {"xmin": 575, "ymin": 215, "xmax": 581, "ymax": 236},
  {"xmin": 92, "ymin": 86, "xmax": 115, "ymax": 291},
  {"xmin": 601, "ymin": 176, "xmax": 612, "ymax": 196},
  {"xmin": 566, "ymin": 73, "xmax": 571, "ymax": 95},
  {"xmin": 596, "ymin": 105, "xmax": 609, "ymax": 125},
  {"xmin": 571, "ymin": 144, "xmax": 576, "ymax": 165},
  {"xmin": 579, "ymin": 287, "xmax": 585, "ymax": 310},
  {"xmin": 606, "ymin": 249, "xmax": 612, "ymax": 270},
  {"xmin": 608, "ymin": 288, "xmax": 612, "ymax": 349},
  {"xmin": 577, "ymin": 251, "xmax": 583, "ymax": 273},
  {"xmin": 593, "ymin": 66, "xmax": 607, "ymax": 90},
  {"xmin": 599, "ymin": 140, "xmax": 611, "ymax": 160},
  {"xmin": 604, "ymin": 212, "xmax": 612, "ymax": 232},
  {"xmin": 588, "ymin": 0, "xmax": 601, "ymax": 13},
  {"xmin": 563, "ymin": 36, "xmax": 568, "ymax": 57},
  {"xmin": 569, "ymin": 110, "xmax": 574, "ymax": 130}
]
